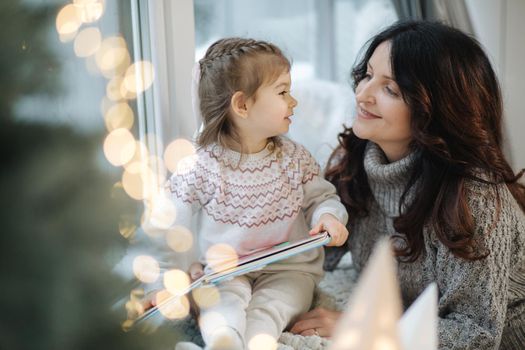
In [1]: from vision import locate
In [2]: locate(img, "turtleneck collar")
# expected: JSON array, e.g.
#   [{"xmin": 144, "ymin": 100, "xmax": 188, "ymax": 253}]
[{"xmin": 363, "ymin": 142, "xmax": 419, "ymax": 217}]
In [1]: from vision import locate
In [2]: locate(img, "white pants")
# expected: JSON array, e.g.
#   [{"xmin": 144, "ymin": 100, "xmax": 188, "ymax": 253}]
[{"xmin": 198, "ymin": 271, "xmax": 316, "ymax": 348}]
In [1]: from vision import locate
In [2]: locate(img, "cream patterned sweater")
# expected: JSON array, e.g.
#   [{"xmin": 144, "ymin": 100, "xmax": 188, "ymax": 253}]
[
  {"xmin": 325, "ymin": 142, "xmax": 525, "ymax": 350},
  {"xmin": 167, "ymin": 136, "xmax": 348, "ymax": 276}
]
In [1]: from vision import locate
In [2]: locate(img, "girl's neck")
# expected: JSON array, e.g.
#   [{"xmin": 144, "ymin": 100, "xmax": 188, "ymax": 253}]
[{"xmin": 227, "ymin": 137, "xmax": 270, "ymax": 154}]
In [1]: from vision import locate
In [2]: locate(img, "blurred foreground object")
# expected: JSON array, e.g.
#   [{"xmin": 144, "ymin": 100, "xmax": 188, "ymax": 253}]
[{"xmin": 329, "ymin": 239, "xmax": 437, "ymax": 350}]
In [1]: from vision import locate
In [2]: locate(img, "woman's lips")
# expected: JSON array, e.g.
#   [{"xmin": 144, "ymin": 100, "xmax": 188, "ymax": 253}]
[{"xmin": 358, "ymin": 107, "xmax": 381, "ymax": 119}]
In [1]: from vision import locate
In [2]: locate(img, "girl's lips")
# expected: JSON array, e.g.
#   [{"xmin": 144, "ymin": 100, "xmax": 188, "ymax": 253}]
[{"xmin": 358, "ymin": 107, "xmax": 381, "ymax": 119}]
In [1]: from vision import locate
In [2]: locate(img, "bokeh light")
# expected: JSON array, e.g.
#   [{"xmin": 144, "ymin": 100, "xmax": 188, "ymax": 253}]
[
  {"xmin": 123, "ymin": 60, "xmax": 155, "ymax": 94},
  {"xmin": 74, "ymin": 27, "xmax": 101, "ymax": 57},
  {"xmin": 163, "ymin": 269, "xmax": 190, "ymax": 295},
  {"xmin": 156, "ymin": 290, "xmax": 190, "ymax": 319},
  {"xmin": 125, "ymin": 298, "xmax": 144, "ymax": 320},
  {"xmin": 372, "ymin": 335, "xmax": 398, "ymax": 350},
  {"xmin": 164, "ymin": 138, "xmax": 196, "ymax": 174},
  {"xmin": 106, "ymin": 76, "xmax": 126, "ymax": 101},
  {"xmin": 95, "ymin": 36, "xmax": 130, "ymax": 78},
  {"xmin": 73, "ymin": 0, "xmax": 105, "ymax": 23},
  {"xmin": 192, "ymin": 285, "xmax": 220, "ymax": 309},
  {"xmin": 122, "ymin": 167, "xmax": 150, "ymax": 201},
  {"xmin": 248, "ymin": 333, "xmax": 278, "ymax": 350},
  {"xmin": 122, "ymin": 141, "xmax": 149, "ymax": 170},
  {"xmin": 146, "ymin": 195, "xmax": 177, "ymax": 230},
  {"xmin": 118, "ymin": 214, "xmax": 137, "ymax": 239},
  {"xmin": 56, "ymin": 4, "xmax": 82, "ymax": 37},
  {"xmin": 132, "ymin": 255, "xmax": 160, "ymax": 283},
  {"xmin": 103, "ymin": 128, "xmax": 136, "ymax": 166},
  {"xmin": 198, "ymin": 311, "xmax": 227, "ymax": 329},
  {"xmin": 104, "ymin": 102, "xmax": 134, "ymax": 131},
  {"xmin": 166, "ymin": 225, "xmax": 194, "ymax": 253},
  {"xmin": 206, "ymin": 244, "xmax": 239, "ymax": 273},
  {"xmin": 336, "ymin": 329, "xmax": 360, "ymax": 348},
  {"xmin": 85, "ymin": 54, "xmax": 101, "ymax": 75}
]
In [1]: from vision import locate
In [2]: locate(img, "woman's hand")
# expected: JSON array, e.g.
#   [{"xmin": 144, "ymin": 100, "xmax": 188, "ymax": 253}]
[
  {"xmin": 289, "ymin": 307, "xmax": 342, "ymax": 338},
  {"xmin": 310, "ymin": 213, "xmax": 349, "ymax": 247}
]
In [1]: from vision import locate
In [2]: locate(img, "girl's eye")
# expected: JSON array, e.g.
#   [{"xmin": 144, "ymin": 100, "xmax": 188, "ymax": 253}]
[{"xmin": 279, "ymin": 91, "xmax": 288, "ymax": 96}]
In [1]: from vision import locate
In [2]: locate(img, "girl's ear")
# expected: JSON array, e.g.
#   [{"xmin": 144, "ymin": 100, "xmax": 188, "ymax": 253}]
[{"xmin": 230, "ymin": 91, "xmax": 249, "ymax": 119}]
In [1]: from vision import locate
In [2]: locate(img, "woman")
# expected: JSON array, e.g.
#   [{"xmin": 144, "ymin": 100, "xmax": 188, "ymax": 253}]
[{"xmin": 290, "ymin": 20, "xmax": 525, "ymax": 350}]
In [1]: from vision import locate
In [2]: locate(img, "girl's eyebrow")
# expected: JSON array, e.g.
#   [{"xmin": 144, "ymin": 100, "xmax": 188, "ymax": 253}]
[{"xmin": 274, "ymin": 82, "xmax": 290, "ymax": 89}]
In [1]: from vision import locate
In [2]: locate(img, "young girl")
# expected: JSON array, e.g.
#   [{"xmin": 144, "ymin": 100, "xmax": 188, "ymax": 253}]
[{"xmin": 166, "ymin": 38, "xmax": 349, "ymax": 350}]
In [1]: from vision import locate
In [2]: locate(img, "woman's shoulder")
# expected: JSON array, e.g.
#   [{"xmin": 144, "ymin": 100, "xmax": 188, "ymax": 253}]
[{"xmin": 464, "ymin": 175, "xmax": 525, "ymax": 259}]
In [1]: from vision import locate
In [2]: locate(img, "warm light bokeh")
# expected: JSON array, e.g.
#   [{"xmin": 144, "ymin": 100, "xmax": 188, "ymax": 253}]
[
  {"xmin": 122, "ymin": 167, "xmax": 150, "ymax": 200},
  {"xmin": 103, "ymin": 128, "xmax": 136, "ymax": 166},
  {"xmin": 132, "ymin": 255, "xmax": 160, "ymax": 284},
  {"xmin": 146, "ymin": 195, "xmax": 177, "ymax": 230},
  {"xmin": 74, "ymin": 27, "xmax": 101, "ymax": 57},
  {"xmin": 373, "ymin": 335, "xmax": 399, "ymax": 350},
  {"xmin": 192, "ymin": 285, "xmax": 221, "ymax": 309},
  {"xmin": 164, "ymin": 138, "xmax": 196, "ymax": 174},
  {"xmin": 163, "ymin": 269, "xmax": 190, "ymax": 295},
  {"xmin": 118, "ymin": 214, "xmax": 137, "ymax": 239},
  {"xmin": 56, "ymin": 4, "xmax": 82, "ymax": 37},
  {"xmin": 106, "ymin": 76, "xmax": 126, "ymax": 101},
  {"xmin": 104, "ymin": 102, "xmax": 134, "ymax": 131},
  {"xmin": 73, "ymin": 0, "xmax": 105, "ymax": 23},
  {"xmin": 248, "ymin": 334, "xmax": 278, "ymax": 350},
  {"xmin": 166, "ymin": 225, "xmax": 194, "ymax": 253},
  {"xmin": 95, "ymin": 36, "xmax": 130, "ymax": 78},
  {"xmin": 156, "ymin": 290, "xmax": 190, "ymax": 319},
  {"xmin": 123, "ymin": 60, "xmax": 155, "ymax": 94},
  {"xmin": 206, "ymin": 244, "xmax": 239, "ymax": 273}
]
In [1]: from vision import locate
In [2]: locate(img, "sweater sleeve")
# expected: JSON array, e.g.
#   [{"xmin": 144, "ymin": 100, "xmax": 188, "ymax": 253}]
[
  {"xmin": 298, "ymin": 145, "xmax": 348, "ymax": 227},
  {"xmin": 432, "ymin": 184, "xmax": 516, "ymax": 350},
  {"xmin": 140, "ymin": 157, "xmax": 208, "ymax": 293}
]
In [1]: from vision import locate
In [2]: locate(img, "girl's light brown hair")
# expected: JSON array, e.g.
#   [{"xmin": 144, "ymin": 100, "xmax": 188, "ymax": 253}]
[{"xmin": 196, "ymin": 38, "xmax": 290, "ymax": 149}]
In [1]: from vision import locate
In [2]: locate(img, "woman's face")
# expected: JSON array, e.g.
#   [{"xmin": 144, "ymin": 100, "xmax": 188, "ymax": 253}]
[{"xmin": 353, "ymin": 41, "xmax": 412, "ymax": 162}]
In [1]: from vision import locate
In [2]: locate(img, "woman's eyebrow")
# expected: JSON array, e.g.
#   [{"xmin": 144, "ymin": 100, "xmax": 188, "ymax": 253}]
[{"xmin": 368, "ymin": 62, "xmax": 394, "ymax": 81}]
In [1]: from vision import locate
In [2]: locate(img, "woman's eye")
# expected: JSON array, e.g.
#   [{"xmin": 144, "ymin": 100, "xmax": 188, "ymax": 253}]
[{"xmin": 385, "ymin": 86, "xmax": 399, "ymax": 97}]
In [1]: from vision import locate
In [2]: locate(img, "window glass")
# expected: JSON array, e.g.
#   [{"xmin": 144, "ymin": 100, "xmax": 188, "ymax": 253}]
[
  {"xmin": 194, "ymin": 0, "xmax": 397, "ymax": 164},
  {"xmin": 2, "ymin": 1, "xmax": 177, "ymax": 347}
]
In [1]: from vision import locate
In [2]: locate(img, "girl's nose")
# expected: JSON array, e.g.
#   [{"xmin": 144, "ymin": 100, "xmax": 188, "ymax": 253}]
[{"xmin": 289, "ymin": 94, "xmax": 298, "ymax": 108}]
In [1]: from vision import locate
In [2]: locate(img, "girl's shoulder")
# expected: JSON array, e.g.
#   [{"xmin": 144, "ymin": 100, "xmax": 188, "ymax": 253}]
[{"xmin": 277, "ymin": 136, "xmax": 315, "ymax": 160}]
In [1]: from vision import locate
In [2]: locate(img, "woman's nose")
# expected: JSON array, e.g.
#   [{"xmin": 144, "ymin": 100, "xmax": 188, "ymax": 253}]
[{"xmin": 355, "ymin": 81, "xmax": 375, "ymax": 104}]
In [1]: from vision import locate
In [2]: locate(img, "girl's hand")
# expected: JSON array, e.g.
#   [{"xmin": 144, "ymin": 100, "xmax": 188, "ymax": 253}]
[
  {"xmin": 189, "ymin": 262, "xmax": 204, "ymax": 281},
  {"xmin": 140, "ymin": 290, "xmax": 158, "ymax": 311},
  {"xmin": 289, "ymin": 307, "xmax": 342, "ymax": 337},
  {"xmin": 309, "ymin": 213, "xmax": 349, "ymax": 247}
]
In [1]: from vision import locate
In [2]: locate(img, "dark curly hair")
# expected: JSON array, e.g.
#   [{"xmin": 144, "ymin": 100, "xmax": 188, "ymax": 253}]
[{"xmin": 326, "ymin": 20, "xmax": 525, "ymax": 262}]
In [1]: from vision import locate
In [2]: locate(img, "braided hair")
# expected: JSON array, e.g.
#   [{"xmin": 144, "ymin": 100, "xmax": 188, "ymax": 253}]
[{"xmin": 196, "ymin": 38, "xmax": 290, "ymax": 149}]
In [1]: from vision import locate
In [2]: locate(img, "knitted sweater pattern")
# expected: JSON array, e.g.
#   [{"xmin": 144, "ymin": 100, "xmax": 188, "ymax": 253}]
[
  {"xmin": 166, "ymin": 136, "xmax": 348, "ymax": 272},
  {"xmin": 327, "ymin": 142, "xmax": 525, "ymax": 350},
  {"xmin": 168, "ymin": 138, "xmax": 319, "ymax": 229}
]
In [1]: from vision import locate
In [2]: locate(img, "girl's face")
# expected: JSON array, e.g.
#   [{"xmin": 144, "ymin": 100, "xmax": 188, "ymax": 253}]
[
  {"xmin": 353, "ymin": 41, "xmax": 412, "ymax": 162},
  {"xmin": 244, "ymin": 71, "xmax": 298, "ymax": 141}
]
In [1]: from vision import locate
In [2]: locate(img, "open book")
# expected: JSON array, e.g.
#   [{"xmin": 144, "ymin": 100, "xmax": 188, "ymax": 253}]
[{"xmin": 133, "ymin": 231, "xmax": 331, "ymax": 326}]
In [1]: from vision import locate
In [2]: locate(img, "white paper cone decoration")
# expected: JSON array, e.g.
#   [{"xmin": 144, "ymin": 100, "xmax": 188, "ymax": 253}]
[
  {"xmin": 398, "ymin": 283, "xmax": 438, "ymax": 350},
  {"xmin": 329, "ymin": 239, "xmax": 403, "ymax": 350}
]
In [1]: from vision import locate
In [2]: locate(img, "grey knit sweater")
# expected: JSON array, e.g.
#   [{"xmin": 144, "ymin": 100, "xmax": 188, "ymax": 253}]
[{"xmin": 325, "ymin": 142, "xmax": 525, "ymax": 350}]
